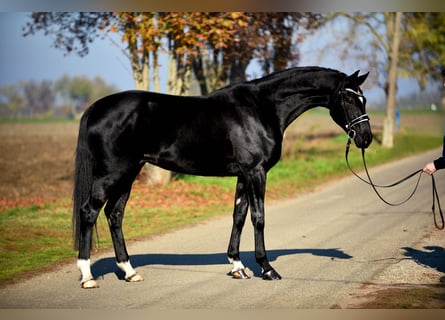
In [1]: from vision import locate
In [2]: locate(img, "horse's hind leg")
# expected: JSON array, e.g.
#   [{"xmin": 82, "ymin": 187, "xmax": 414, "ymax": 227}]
[
  {"xmin": 105, "ymin": 179, "xmax": 143, "ymax": 283},
  {"xmin": 227, "ymin": 177, "xmax": 251, "ymax": 279},
  {"xmin": 77, "ymin": 179, "xmax": 108, "ymax": 288}
]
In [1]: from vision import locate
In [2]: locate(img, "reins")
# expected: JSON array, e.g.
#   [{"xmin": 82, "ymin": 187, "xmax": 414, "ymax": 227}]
[
  {"xmin": 345, "ymin": 137, "xmax": 444, "ymax": 230},
  {"xmin": 337, "ymin": 86, "xmax": 443, "ymax": 230}
]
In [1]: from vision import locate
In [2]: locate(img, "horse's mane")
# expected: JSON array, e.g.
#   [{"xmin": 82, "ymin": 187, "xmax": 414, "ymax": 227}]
[
  {"xmin": 208, "ymin": 66, "xmax": 345, "ymax": 97},
  {"xmin": 250, "ymin": 66, "xmax": 344, "ymax": 83}
]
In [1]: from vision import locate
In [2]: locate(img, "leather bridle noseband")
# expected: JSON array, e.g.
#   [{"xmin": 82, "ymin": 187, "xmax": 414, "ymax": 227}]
[
  {"xmin": 341, "ymin": 88, "xmax": 370, "ymax": 141},
  {"xmin": 342, "ymin": 88, "xmax": 369, "ymax": 139}
]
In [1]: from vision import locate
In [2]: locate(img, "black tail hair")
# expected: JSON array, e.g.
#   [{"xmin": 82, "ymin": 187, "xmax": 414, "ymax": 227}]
[{"xmin": 72, "ymin": 108, "xmax": 93, "ymax": 250}]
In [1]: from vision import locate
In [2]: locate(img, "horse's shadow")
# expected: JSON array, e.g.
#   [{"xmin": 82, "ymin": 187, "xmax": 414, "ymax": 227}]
[
  {"xmin": 402, "ymin": 246, "xmax": 445, "ymax": 273},
  {"xmin": 91, "ymin": 248, "xmax": 352, "ymax": 280}
]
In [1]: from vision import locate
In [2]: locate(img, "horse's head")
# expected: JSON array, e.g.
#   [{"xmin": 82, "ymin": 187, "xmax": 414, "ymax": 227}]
[{"xmin": 330, "ymin": 70, "xmax": 373, "ymax": 149}]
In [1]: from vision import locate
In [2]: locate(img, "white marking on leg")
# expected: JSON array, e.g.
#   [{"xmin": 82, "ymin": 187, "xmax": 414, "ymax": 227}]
[
  {"xmin": 117, "ymin": 260, "xmax": 136, "ymax": 277},
  {"xmin": 228, "ymin": 257, "xmax": 250, "ymax": 279},
  {"xmin": 230, "ymin": 259, "xmax": 246, "ymax": 273},
  {"xmin": 77, "ymin": 259, "xmax": 98, "ymax": 288},
  {"xmin": 117, "ymin": 260, "xmax": 144, "ymax": 282},
  {"xmin": 77, "ymin": 259, "xmax": 93, "ymax": 282},
  {"xmin": 235, "ymin": 198, "xmax": 241, "ymax": 205}
]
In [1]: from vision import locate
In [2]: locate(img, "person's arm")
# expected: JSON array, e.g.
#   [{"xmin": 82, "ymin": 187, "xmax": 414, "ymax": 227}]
[{"xmin": 433, "ymin": 156, "xmax": 445, "ymax": 170}]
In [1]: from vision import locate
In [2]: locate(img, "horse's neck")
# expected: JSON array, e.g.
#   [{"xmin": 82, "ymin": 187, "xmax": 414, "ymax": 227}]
[
  {"xmin": 254, "ymin": 69, "xmax": 340, "ymax": 133},
  {"xmin": 266, "ymin": 82, "xmax": 334, "ymax": 133},
  {"xmin": 282, "ymin": 93, "xmax": 331, "ymax": 131}
]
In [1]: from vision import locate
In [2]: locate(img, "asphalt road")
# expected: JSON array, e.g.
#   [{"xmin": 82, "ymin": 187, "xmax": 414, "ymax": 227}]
[{"xmin": 1, "ymin": 149, "xmax": 444, "ymax": 309}]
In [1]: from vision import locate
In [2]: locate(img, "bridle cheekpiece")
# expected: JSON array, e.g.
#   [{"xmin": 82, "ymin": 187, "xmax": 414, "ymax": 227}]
[{"xmin": 341, "ymin": 88, "xmax": 369, "ymax": 140}]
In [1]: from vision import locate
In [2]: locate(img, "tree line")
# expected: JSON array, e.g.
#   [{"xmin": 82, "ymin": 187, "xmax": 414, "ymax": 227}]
[
  {"xmin": 320, "ymin": 12, "xmax": 445, "ymax": 147},
  {"xmin": 4, "ymin": 13, "xmax": 444, "ymax": 123},
  {"xmin": 23, "ymin": 12, "xmax": 322, "ymax": 96},
  {"xmin": 0, "ymin": 75, "xmax": 118, "ymax": 119},
  {"xmin": 22, "ymin": 12, "xmax": 445, "ymax": 116}
]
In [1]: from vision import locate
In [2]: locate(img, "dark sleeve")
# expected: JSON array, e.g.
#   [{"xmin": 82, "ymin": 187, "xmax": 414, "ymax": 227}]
[
  {"xmin": 443, "ymin": 134, "xmax": 445, "ymax": 158},
  {"xmin": 435, "ymin": 134, "xmax": 445, "ymax": 170},
  {"xmin": 434, "ymin": 157, "xmax": 445, "ymax": 170}
]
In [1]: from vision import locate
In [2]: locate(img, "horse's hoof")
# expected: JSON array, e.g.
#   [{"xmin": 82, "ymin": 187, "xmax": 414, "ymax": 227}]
[
  {"xmin": 81, "ymin": 279, "xmax": 99, "ymax": 289},
  {"xmin": 125, "ymin": 272, "xmax": 144, "ymax": 282},
  {"xmin": 262, "ymin": 269, "xmax": 282, "ymax": 280},
  {"xmin": 232, "ymin": 268, "xmax": 251, "ymax": 279}
]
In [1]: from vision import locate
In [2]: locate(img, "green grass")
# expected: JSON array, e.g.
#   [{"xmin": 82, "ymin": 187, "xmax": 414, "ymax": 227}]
[
  {"xmin": 0, "ymin": 131, "xmax": 442, "ymax": 284},
  {"xmin": 0, "ymin": 117, "xmax": 77, "ymax": 124}
]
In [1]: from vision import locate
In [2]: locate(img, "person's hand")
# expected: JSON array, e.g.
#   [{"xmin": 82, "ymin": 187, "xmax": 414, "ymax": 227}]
[{"xmin": 423, "ymin": 162, "xmax": 437, "ymax": 175}]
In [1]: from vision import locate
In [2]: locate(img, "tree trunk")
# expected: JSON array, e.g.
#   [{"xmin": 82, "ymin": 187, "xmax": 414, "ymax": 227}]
[
  {"xmin": 131, "ymin": 48, "xmax": 150, "ymax": 91},
  {"xmin": 143, "ymin": 50, "xmax": 172, "ymax": 184},
  {"xmin": 153, "ymin": 51, "xmax": 160, "ymax": 93},
  {"xmin": 167, "ymin": 51, "xmax": 181, "ymax": 95},
  {"xmin": 132, "ymin": 48, "xmax": 172, "ymax": 185},
  {"xmin": 382, "ymin": 12, "xmax": 402, "ymax": 148}
]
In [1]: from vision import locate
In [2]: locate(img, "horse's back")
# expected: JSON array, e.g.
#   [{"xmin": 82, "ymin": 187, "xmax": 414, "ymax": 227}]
[{"xmin": 80, "ymin": 88, "xmax": 281, "ymax": 177}]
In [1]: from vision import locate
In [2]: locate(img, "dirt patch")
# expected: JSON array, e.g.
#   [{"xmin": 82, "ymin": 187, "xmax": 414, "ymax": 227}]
[
  {"xmin": 345, "ymin": 284, "xmax": 445, "ymax": 309},
  {"xmin": 337, "ymin": 228, "xmax": 445, "ymax": 308},
  {"xmin": 0, "ymin": 122, "xmax": 79, "ymax": 208}
]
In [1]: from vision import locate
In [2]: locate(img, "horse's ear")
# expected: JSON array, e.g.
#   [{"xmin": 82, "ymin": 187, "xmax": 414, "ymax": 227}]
[
  {"xmin": 349, "ymin": 70, "xmax": 360, "ymax": 80},
  {"xmin": 344, "ymin": 70, "xmax": 359, "ymax": 87},
  {"xmin": 346, "ymin": 70, "xmax": 368, "ymax": 87},
  {"xmin": 356, "ymin": 72, "xmax": 369, "ymax": 86}
]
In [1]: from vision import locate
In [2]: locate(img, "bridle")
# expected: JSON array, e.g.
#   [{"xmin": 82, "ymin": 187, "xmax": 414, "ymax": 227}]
[
  {"xmin": 332, "ymin": 87, "xmax": 370, "ymax": 141},
  {"xmin": 340, "ymin": 88, "xmax": 444, "ymax": 230},
  {"xmin": 343, "ymin": 88, "xmax": 369, "ymax": 141}
]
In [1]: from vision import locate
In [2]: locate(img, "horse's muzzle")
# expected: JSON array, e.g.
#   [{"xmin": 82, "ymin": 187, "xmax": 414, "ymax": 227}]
[{"xmin": 353, "ymin": 130, "xmax": 373, "ymax": 149}]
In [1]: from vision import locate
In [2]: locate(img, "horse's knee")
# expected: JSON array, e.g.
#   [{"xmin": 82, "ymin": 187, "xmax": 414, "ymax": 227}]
[
  {"xmin": 105, "ymin": 200, "xmax": 126, "ymax": 228},
  {"xmin": 233, "ymin": 213, "xmax": 247, "ymax": 229},
  {"xmin": 105, "ymin": 211, "xmax": 123, "ymax": 228},
  {"xmin": 251, "ymin": 215, "xmax": 265, "ymax": 230}
]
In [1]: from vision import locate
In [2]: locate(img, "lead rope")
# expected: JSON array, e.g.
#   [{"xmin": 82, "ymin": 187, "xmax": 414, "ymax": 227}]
[
  {"xmin": 345, "ymin": 137, "xmax": 444, "ymax": 230},
  {"xmin": 431, "ymin": 174, "xmax": 444, "ymax": 230}
]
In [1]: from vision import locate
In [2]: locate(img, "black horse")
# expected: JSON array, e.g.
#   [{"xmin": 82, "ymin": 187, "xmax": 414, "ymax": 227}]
[{"xmin": 73, "ymin": 66, "xmax": 372, "ymax": 288}]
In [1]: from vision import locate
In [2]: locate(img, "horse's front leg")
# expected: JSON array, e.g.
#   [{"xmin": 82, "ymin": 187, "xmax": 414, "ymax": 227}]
[
  {"xmin": 248, "ymin": 167, "xmax": 281, "ymax": 280},
  {"xmin": 227, "ymin": 177, "xmax": 250, "ymax": 279}
]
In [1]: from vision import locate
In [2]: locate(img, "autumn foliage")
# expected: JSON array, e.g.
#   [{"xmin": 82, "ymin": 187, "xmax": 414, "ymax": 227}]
[{"xmin": 24, "ymin": 12, "xmax": 321, "ymax": 95}]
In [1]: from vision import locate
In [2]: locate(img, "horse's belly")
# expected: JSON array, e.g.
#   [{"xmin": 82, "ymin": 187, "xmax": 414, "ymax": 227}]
[{"xmin": 142, "ymin": 148, "xmax": 238, "ymax": 177}]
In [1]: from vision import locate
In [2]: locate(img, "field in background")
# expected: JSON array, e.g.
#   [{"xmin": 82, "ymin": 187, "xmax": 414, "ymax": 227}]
[{"xmin": 0, "ymin": 109, "xmax": 443, "ymax": 283}]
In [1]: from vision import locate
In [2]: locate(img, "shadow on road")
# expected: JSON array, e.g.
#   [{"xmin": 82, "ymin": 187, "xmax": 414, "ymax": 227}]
[
  {"xmin": 402, "ymin": 246, "xmax": 445, "ymax": 273},
  {"xmin": 91, "ymin": 248, "xmax": 352, "ymax": 280}
]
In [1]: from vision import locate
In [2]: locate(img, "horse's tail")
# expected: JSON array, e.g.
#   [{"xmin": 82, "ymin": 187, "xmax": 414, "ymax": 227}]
[{"xmin": 72, "ymin": 108, "xmax": 93, "ymax": 250}]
